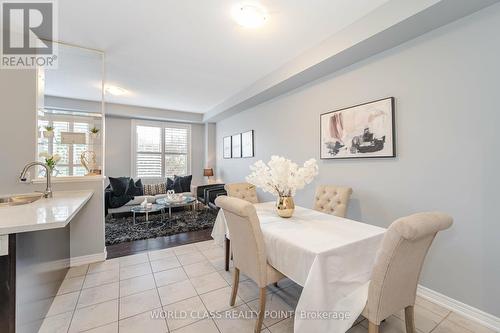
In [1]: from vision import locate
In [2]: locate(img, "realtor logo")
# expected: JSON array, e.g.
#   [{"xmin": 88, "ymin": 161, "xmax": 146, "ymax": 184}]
[{"xmin": 1, "ymin": 0, "xmax": 57, "ymax": 68}]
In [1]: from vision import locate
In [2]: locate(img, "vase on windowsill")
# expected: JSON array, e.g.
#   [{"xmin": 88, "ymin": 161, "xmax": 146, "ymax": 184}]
[
  {"xmin": 50, "ymin": 168, "xmax": 59, "ymax": 177},
  {"xmin": 89, "ymin": 127, "xmax": 100, "ymax": 144},
  {"xmin": 42, "ymin": 125, "xmax": 54, "ymax": 139},
  {"xmin": 246, "ymin": 155, "xmax": 318, "ymax": 218}
]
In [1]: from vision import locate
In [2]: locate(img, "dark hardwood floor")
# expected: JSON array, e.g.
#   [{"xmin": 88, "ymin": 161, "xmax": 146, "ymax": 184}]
[{"xmin": 106, "ymin": 228, "xmax": 213, "ymax": 259}]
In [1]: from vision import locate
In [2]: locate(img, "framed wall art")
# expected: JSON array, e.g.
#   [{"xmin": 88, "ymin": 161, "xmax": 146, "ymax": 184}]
[
  {"xmin": 223, "ymin": 136, "xmax": 232, "ymax": 159},
  {"xmin": 241, "ymin": 130, "xmax": 254, "ymax": 158},
  {"xmin": 320, "ymin": 97, "xmax": 395, "ymax": 159},
  {"xmin": 231, "ymin": 133, "xmax": 242, "ymax": 158}
]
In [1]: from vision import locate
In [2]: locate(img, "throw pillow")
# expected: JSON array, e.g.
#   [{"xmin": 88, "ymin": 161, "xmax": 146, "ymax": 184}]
[
  {"xmin": 135, "ymin": 179, "xmax": 144, "ymax": 195},
  {"xmin": 127, "ymin": 179, "xmax": 144, "ymax": 196},
  {"xmin": 173, "ymin": 175, "xmax": 192, "ymax": 193},
  {"xmin": 109, "ymin": 177, "xmax": 130, "ymax": 196},
  {"xmin": 180, "ymin": 175, "xmax": 192, "ymax": 192},
  {"xmin": 166, "ymin": 177, "xmax": 174, "ymax": 191},
  {"xmin": 172, "ymin": 176, "xmax": 183, "ymax": 193},
  {"xmin": 143, "ymin": 183, "xmax": 167, "ymax": 196}
]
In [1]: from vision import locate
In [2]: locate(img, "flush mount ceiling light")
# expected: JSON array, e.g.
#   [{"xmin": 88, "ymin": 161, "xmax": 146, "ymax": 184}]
[
  {"xmin": 105, "ymin": 85, "xmax": 128, "ymax": 96},
  {"xmin": 232, "ymin": 4, "xmax": 268, "ymax": 28}
]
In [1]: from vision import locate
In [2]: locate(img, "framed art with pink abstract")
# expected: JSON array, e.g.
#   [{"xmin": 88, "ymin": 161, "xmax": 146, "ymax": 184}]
[{"xmin": 320, "ymin": 97, "xmax": 395, "ymax": 159}]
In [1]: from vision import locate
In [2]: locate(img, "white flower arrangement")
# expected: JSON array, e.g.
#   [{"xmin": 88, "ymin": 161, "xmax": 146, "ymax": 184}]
[
  {"xmin": 39, "ymin": 152, "xmax": 61, "ymax": 170},
  {"xmin": 246, "ymin": 156, "xmax": 319, "ymax": 197}
]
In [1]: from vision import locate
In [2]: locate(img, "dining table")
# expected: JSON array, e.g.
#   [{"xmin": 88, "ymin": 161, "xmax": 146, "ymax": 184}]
[{"xmin": 211, "ymin": 201, "xmax": 386, "ymax": 333}]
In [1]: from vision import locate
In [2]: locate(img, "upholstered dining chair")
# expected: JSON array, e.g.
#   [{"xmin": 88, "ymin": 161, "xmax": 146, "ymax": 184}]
[
  {"xmin": 362, "ymin": 212, "xmax": 453, "ymax": 333},
  {"xmin": 313, "ymin": 185, "xmax": 353, "ymax": 217},
  {"xmin": 223, "ymin": 182, "xmax": 259, "ymax": 270},
  {"xmin": 224, "ymin": 182, "xmax": 259, "ymax": 204},
  {"xmin": 215, "ymin": 196, "xmax": 285, "ymax": 333}
]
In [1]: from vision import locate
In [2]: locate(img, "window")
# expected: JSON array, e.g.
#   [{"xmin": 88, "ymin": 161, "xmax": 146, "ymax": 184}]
[
  {"xmin": 37, "ymin": 112, "xmax": 96, "ymax": 177},
  {"xmin": 133, "ymin": 121, "xmax": 191, "ymax": 179}
]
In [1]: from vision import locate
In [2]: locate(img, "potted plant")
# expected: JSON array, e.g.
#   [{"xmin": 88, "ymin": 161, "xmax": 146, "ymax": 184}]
[
  {"xmin": 43, "ymin": 125, "xmax": 54, "ymax": 139},
  {"xmin": 246, "ymin": 156, "xmax": 318, "ymax": 218},
  {"xmin": 89, "ymin": 126, "xmax": 100, "ymax": 139},
  {"xmin": 39, "ymin": 152, "xmax": 61, "ymax": 176}
]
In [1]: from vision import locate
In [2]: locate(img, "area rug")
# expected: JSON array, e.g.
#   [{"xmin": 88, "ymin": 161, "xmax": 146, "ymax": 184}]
[{"xmin": 105, "ymin": 208, "xmax": 217, "ymax": 245}]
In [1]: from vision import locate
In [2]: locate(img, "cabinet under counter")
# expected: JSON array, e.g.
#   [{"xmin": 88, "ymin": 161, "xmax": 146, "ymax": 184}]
[{"xmin": 0, "ymin": 191, "xmax": 93, "ymax": 333}]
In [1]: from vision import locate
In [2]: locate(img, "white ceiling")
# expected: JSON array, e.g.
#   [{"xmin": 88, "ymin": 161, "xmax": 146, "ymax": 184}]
[
  {"xmin": 45, "ymin": 44, "xmax": 103, "ymax": 102},
  {"xmin": 52, "ymin": 0, "xmax": 390, "ymax": 113}
]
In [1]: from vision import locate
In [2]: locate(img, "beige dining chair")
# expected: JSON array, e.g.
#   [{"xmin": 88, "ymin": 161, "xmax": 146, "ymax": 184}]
[
  {"xmin": 313, "ymin": 185, "xmax": 353, "ymax": 217},
  {"xmin": 215, "ymin": 195, "xmax": 285, "ymax": 333},
  {"xmin": 223, "ymin": 182, "xmax": 259, "ymax": 271},
  {"xmin": 362, "ymin": 212, "xmax": 453, "ymax": 333},
  {"xmin": 224, "ymin": 182, "xmax": 259, "ymax": 204}
]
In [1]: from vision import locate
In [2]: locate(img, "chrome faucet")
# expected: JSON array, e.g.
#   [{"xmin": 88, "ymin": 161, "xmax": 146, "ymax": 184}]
[{"xmin": 19, "ymin": 162, "xmax": 53, "ymax": 198}]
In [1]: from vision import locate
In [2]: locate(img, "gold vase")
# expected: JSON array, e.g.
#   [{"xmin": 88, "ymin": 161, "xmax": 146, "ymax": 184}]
[{"xmin": 276, "ymin": 196, "xmax": 295, "ymax": 218}]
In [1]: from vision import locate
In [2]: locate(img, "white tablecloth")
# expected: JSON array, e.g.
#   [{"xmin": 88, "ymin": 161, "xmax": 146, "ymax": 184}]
[{"xmin": 211, "ymin": 202, "xmax": 385, "ymax": 333}]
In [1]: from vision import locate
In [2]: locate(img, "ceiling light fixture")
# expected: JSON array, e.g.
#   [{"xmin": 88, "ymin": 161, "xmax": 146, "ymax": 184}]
[
  {"xmin": 105, "ymin": 85, "xmax": 128, "ymax": 96},
  {"xmin": 232, "ymin": 4, "xmax": 268, "ymax": 28}
]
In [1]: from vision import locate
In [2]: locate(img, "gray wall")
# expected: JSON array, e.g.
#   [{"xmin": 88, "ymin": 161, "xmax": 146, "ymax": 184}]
[
  {"xmin": 45, "ymin": 95, "xmax": 203, "ymax": 123},
  {"xmin": 105, "ymin": 117, "xmax": 132, "ymax": 177},
  {"xmin": 0, "ymin": 70, "xmax": 38, "ymax": 194},
  {"xmin": 190, "ymin": 123, "xmax": 206, "ymax": 185},
  {"xmin": 0, "ymin": 71, "xmax": 105, "ymax": 260},
  {"xmin": 45, "ymin": 95, "xmax": 101, "ymax": 113},
  {"xmin": 105, "ymin": 116, "xmax": 206, "ymax": 185},
  {"xmin": 52, "ymin": 181, "xmax": 105, "ymax": 260},
  {"xmin": 105, "ymin": 102, "xmax": 203, "ymax": 123},
  {"xmin": 205, "ymin": 123, "xmax": 216, "ymax": 171},
  {"xmin": 216, "ymin": 5, "xmax": 500, "ymax": 317}
]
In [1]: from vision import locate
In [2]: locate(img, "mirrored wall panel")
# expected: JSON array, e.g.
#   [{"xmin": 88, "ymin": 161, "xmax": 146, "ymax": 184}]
[{"xmin": 37, "ymin": 43, "xmax": 104, "ymax": 178}]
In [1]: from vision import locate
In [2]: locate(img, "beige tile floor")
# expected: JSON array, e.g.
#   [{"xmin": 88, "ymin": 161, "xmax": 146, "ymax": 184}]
[{"xmin": 36, "ymin": 240, "xmax": 496, "ymax": 333}]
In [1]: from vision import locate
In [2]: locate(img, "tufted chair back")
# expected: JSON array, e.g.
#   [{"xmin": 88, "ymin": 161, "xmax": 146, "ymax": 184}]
[
  {"xmin": 215, "ymin": 196, "xmax": 285, "ymax": 333},
  {"xmin": 215, "ymin": 196, "xmax": 269, "ymax": 287},
  {"xmin": 313, "ymin": 185, "xmax": 353, "ymax": 217},
  {"xmin": 224, "ymin": 182, "xmax": 258, "ymax": 204},
  {"xmin": 363, "ymin": 212, "xmax": 453, "ymax": 326}
]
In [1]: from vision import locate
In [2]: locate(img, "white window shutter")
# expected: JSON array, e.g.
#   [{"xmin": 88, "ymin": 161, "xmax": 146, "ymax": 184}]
[
  {"xmin": 165, "ymin": 126, "xmax": 189, "ymax": 178},
  {"xmin": 135, "ymin": 125, "xmax": 162, "ymax": 178},
  {"xmin": 133, "ymin": 122, "xmax": 191, "ymax": 179}
]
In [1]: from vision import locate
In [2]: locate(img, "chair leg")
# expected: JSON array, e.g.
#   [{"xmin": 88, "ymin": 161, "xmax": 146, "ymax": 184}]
[
  {"xmin": 368, "ymin": 321, "xmax": 379, "ymax": 333},
  {"xmin": 274, "ymin": 282, "xmax": 279, "ymax": 288},
  {"xmin": 230, "ymin": 268, "xmax": 240, "ymax": 306},
  {"xmin": 225, "ymin": 237, "xmax": 230, "ymax": 271},
  {"xmin": 255, "ymin": 288, "xmax": 267, "ymax": 333},
  {"xmin": 405, "ymin": 306, "xmax": 416, "ymax": 333}
]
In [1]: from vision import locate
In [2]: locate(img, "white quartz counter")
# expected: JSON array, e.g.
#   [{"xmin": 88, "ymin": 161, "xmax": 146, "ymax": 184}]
[{"xmin": 0, "ymin": 190, "xmax": 93, "ymax": 235}]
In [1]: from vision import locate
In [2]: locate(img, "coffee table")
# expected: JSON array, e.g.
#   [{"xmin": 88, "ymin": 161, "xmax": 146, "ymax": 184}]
[
  {"xmin": 156, "ymin": 196, "xmax": 197, "ymax": 218},
  {"xmin": 130, "ymin": 204, "xmax": 165, "ymax": 224}
]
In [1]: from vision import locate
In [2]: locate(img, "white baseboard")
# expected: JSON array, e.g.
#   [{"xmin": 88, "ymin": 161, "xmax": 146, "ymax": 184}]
[
  {"xmin": 417, "ymin": 285, "xmax": 500, "ymax": 331},
  {"xmin": 70, "ymin": 249, "xmax": 107, "ymax": 267}
]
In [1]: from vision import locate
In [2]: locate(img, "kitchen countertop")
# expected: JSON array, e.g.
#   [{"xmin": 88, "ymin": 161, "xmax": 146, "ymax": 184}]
[{"xmin": 0, "ymin": 190, "xmax": 93, "ymax": 235}]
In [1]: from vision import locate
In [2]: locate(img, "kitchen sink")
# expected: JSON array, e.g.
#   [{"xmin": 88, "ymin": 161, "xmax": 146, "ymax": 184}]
[{"xmin": 0, "ymin": 194, "xmax": 44, "ymax": 207}]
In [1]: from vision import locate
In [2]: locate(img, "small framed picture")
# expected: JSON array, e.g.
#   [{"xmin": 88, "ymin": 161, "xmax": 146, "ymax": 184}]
[
  {"xmin": 231, "ymin": 133, "xmax": 242, "ymax": 158},
  {"xmin": 241, "ymin": 130, "xmax": 254, "ymax": 158},
  {"xmin": 223, "ymin": 136, "xmax": 232, "ymax": 159}
]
